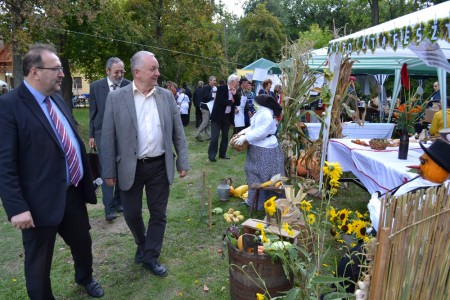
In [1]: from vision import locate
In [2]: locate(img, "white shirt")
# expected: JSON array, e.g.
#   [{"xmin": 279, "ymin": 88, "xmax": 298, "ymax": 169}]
[
  {"xmin": 107, "ymin": 78, "xmax": 118, "ymax": 91},
  {"xmin": 245, "ymin": 106, "xmax": 278, "ymax": 148},
  {"xmin": 133, "ymin": 82, "xmax": 165, "ymax": 158},
  {"xmin": 177, "ymin": 93, "xmax": 190, "ymax": 115}
]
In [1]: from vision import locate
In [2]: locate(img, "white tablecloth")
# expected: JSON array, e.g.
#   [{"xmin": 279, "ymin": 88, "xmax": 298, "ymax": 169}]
[
  {"xmin": 306, "ymin": 123, "xmax": 395, "ymax": 141},
  {"xmin": 327, "ymin": 139, "xmax": 426, "ymax": 194}
]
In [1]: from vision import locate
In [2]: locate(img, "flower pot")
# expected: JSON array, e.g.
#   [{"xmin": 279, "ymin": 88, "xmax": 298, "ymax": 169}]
[
  {"xmin": 227, "ymin": 242, "xmax": 292, "ymax": 300},
  {"xmin": 398, "ymin": 129, "xmax": 409, "ymax": 160}
]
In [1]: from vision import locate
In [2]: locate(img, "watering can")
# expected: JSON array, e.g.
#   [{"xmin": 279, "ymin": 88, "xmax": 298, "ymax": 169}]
[{"xmin": 217, "ymin": 177, "xmax": 232, "ymax": 201}]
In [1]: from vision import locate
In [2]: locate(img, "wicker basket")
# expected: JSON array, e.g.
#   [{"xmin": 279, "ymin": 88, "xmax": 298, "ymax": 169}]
[
  {"xmin": 369, "ymin": 138, "xmax": 390, "ymax": 150},
  {"xmin": 229, "ymin": 134, "xmax": 249, "ymax": 152}
]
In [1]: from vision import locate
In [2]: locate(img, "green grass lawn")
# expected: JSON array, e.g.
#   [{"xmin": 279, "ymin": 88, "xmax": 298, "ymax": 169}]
[{"xmin": 0, "ymin": 108, "xmax": 369, "ymax": 299}]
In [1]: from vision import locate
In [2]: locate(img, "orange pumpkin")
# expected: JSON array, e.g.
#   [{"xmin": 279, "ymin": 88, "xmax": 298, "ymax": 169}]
[{"xmin": 419, "ymin": 153, "xmax": 450, "ymax": 183}]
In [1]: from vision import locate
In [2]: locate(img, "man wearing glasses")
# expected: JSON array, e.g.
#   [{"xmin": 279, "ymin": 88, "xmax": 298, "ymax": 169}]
[
  {"xmin": 0, "ymin": 43, "xmax": 104, "ymax": 298},
  {"xmin": 429, "ymin": 81, "xmax": 441, "ymax": 107},
  {"xmin": 89, "ymin": 57, "xmax": 131, "ymax": 221}
]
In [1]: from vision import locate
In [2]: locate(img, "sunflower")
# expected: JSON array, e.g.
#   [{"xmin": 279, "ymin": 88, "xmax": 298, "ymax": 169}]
[
  {"xmin": 328, "ymin": 206, "xmax": 337, "ymax": 222},
  {"xmin": 323, "ymin": 161, "xmax": 343, "ymax": 181},
  {"xmin": 282, "ymin": 222, "xmax": 295, "ymax": 236},
  {"xmin": 264, "ymin": 196, "xmax": 277, "ymax": 216},
  {"xmin": 352, "ymin": 220, "xmax": 368, "ymax": 240},
  {"xmin": 300, "ymin": 200, "xmax": 312, "ymax": 212},
  {"xmin": 337, "ymin": 208, "xmax": 350, "ymax": 224},
  {"xmin": 330, "ymin": 188, "xmax": 338, "ymax": 195},
  {"xmin": 256, "ymin": 223, "xmax": 268, "ymax": 243},
  {"xmin": 307, "ymin": 213, "xmax": 316, "ymax": 225},
  {"xmin": 339, "ymin": 222, "xmax": 353, "ymax": 234},
  {"xmin": 330, "ymin": 226, "xmax": 340, "ymax": 238},
  {"xmin": 329, "ymin": 178, "xmax": 340, "ymax": 188},
  {"xmin": 256, "ymin": 293, "xmax": 265, "ymax": 300}
]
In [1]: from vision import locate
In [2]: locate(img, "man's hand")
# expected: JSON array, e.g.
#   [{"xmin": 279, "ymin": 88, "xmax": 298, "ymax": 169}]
[
  {"xmin": 11, "ymin": 211, "xmax": 35, "ymax": 230},
  {"xmin": 178, "ymin": 170, "xmax": 188, "ymax": 178},
  {"xmin": 89, "ymin": 138, "xmax": 96, "ymax": 149},
  {"xmin": 105, "ymin": 178, "xmax": 117, "ymax": 186}
]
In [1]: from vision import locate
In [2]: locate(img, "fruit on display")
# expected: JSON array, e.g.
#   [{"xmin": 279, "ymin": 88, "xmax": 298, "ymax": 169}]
[{"xmin": 223, "ymin": 208, "xmax": 244, "ymax": 223}]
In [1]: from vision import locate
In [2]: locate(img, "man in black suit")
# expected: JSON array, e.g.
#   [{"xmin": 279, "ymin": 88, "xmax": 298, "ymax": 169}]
[
  {"xmin": 0, "ymin": 44, "xmax": 103, "ymax": 298},
  {"xmin": 208, "ymin": 74, "xmax": 240, "ymax": 162},
  {"xmin": 89, "ymin": 57, "xmax": 131, "ymax": 221}
]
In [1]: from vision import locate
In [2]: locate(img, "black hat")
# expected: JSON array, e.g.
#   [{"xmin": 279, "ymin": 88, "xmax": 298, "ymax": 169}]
[
  {"xmin": 420, "ymin": 139, "xmax": 450, "ymax": 172},
  {"xmin": 254, "ymin": 94, "xmax": 282, "ymax": 117},
  {"xmin": 239, "ymin": 76, "xmax": 248, "ymax": 85}
]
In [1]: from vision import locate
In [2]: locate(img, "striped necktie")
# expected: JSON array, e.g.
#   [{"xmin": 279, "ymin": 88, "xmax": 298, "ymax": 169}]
[{"xmin": 44, "ymin": 97, "xmax": 82, "ymax": 186}]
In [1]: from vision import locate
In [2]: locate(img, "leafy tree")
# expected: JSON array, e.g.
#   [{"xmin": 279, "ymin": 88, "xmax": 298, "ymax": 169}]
[
  {"xmin": 298, "ymin": 24, "xmax": 332, "ymax": 49},
  {"xmin": 237, "ymin": 3, "xmax": 286, "ymax": 65}
]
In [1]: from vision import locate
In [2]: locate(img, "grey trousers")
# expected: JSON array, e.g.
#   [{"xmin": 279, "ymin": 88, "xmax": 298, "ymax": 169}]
[{"xmin": 196, "ymin": 108, "xmax": 211, "ymax": 139}]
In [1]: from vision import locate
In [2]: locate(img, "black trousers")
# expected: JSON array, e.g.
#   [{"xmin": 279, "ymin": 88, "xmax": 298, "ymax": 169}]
[
  {"xmin": 208, "ymin": 114, "xmax": 231, "ymax": 160},
  {"xmin": 195, "ymin": 106, "xmax": 202, "ymax": 127},
  {"xmin": 22, "ymin": 186, "xmax": 93, "ymax": 300},
  {"xmin": 121, "ymin": 155, "xmax": 170, "ymax": 263}
]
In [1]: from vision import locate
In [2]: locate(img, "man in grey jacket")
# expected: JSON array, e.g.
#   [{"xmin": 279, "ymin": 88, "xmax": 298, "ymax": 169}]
[
  {"xmin": 89, "ymin": 57, "xmax": 131, "ymax": 221},
  {"xmin": 101, "ymin": 51, "xmax": 189, "ymax": 277}
]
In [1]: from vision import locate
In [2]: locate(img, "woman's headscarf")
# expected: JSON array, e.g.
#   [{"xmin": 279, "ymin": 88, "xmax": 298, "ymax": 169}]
[{"xmin": 254, "ymin": 94, "xmax": 282, "ymax": 117}]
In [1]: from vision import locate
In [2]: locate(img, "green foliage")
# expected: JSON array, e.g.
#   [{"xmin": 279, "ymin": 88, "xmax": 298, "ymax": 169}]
[
  {"xmin": 298, "ymin": 24, "xmax": 333, "ymax": 50},
  {"xmin": 237, "ymin": 4, "xmax": 286, "ymax": 65}
]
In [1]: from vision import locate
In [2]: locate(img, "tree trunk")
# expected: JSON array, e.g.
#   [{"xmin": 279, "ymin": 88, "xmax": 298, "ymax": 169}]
[
  {"xmin": 368, "ymin": 0, "xmax": 379, "ymax": 26},
  {"xmin": 60, "ymin": 57, "xmax": 73, "ymax": 111},
  {"xmin": 156, "ymin": 0, "xmax": 163, "ymax": 38}
]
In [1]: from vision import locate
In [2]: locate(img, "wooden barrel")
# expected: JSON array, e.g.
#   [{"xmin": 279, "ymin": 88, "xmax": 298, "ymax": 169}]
[{"xmin": 227, "ymin": 242, "xmax": 293, "ymax": 300}]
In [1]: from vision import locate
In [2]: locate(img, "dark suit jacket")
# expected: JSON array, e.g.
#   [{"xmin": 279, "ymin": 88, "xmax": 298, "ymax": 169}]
[
  {"xmin": 0, "ymin": 83, "xmax": 96, "ymax": 227},
  {"xmin": 89, "ymin": 78, "xmax": 131, "ymax": 140},
  {"xmin": 210, "ymin": 84, "xmax": 240, "ymax": 123}
]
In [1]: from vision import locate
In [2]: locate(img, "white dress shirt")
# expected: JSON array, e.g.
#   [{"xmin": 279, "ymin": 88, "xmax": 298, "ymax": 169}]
[
  {"xmin": 133, "ymin": 82, "xmax": 165, "ymax": 158},
  {"xmin": 245, "ymin": 106, "xmax": 278, "ymax": 148}
]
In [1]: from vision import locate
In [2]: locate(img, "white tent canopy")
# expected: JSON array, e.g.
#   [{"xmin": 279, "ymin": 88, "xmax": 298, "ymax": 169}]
[{"xmin": 315, "ymin": 2, "xmax": 450, "ymax": 190}]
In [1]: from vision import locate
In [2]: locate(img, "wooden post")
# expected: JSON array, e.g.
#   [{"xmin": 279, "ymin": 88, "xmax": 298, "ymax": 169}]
[
  {"xmin": 208, "ymin": 186, "xmax": 212, "ymax": 229},
  {"xmin": 201, "ymin": 171, "xmax": 206, "ymax": 211},
  {"xmin": 369, "ymin": 227, "xmax": 390, "ymax": 300}
]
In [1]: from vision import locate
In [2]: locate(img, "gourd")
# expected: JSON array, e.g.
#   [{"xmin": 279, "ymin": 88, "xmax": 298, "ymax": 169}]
[
  {"xmin": 420, "ymin": 153, "xmax": 450, "ymax": 183},
  {"xmin": 233, "ymin": 185, "xmax": 248, "ymax": 197}
]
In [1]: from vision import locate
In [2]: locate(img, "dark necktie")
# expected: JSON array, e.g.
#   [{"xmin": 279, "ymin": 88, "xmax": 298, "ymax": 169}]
[
  {"xmin": 111, "ymin": 84, "xmax": 118, "ymax": 90},
  {"xmin": 44, "ymin": 97, "xmax": 82, "ymax": 186}
]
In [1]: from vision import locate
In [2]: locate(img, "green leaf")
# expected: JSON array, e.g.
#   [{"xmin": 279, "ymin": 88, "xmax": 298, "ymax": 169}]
[
  {"xmin": 310, "ymin": 275, "xmax": 348, "ymax": 284},
  {"xmin": 323, "ymin": 291, "xmax": 356, "ymax": 300}
]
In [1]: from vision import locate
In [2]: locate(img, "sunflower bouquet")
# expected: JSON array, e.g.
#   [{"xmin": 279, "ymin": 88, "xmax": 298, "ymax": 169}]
[{"xmin": 328, "ymin": 207, "xmax": 371, "ymax": 247}]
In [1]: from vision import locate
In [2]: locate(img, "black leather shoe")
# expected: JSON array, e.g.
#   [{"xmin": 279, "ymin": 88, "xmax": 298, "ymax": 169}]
[
  {"xmin": 105, "ymin": 213, "xmax": 117, "ymax": 221},
  {"xmin": 116, "ymin": 205, "xmax": 124, "ymax": 213},
  {"xmin": 135, "ymin": 249, "xmax": 144, "ymax": 264},
  {"xmin": 219, "ymin": 155, "xmax": 230, "ymax": 159},
  {"xmin": 142, "ymin": 261, "xmax": 168, "ymax": 277},
  {"xmin": 83, "ymin": 280, "xmax": 104, "ymax": 298},
  {"xmin": 209, "ymin": 158, "xmax": 217, "ymax": 162}
]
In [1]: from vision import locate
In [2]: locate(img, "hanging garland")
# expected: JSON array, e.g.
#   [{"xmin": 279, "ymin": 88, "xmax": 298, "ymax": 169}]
[{"xmin": 328, "ymin": 17, "xmax": 450, "ymax": 55}]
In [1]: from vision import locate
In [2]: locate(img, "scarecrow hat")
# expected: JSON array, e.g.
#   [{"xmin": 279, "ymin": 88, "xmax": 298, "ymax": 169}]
[
  {"xmin": 420, "ymin": 139, "xmax": 450, "ymax": 172},
  {"xmin": 254, "ymin": 94, "xmax": 282, "ymax": 117}
]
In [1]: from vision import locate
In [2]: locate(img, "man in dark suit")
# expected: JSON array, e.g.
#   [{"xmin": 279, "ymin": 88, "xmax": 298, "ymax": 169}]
[
  {"xmin": 101, "ymin": 51, "xmax": 190, "ymax": 277},
  {"xmin": 208, "ymin": 74, "xmax": 240, "ymax": 162},
  {"xmin": 0, "ymin": 44, "xmax": 103, "ymax": 298},
  {"xmin": 89, "ymin": 57, "xmax": 131, "ymax": 221}
]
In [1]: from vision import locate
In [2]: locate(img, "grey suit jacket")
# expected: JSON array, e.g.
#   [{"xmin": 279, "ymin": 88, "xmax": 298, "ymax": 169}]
[
  {"xmin": 89, "ymin": 77, "xmax": 131, "ymax": 140},
  {"xmin": 101, "ymin": 84, "xmax": 190, "ymax": 190}
]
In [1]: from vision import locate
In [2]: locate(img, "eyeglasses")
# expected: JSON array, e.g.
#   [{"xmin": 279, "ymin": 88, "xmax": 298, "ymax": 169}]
[
  {"xmin": 433, "ymin": 85, "xmax": 438, "ymax": 87},
  {"xmin": 36, "ymin": 67, "xmax": 64, "ymax": 72}
]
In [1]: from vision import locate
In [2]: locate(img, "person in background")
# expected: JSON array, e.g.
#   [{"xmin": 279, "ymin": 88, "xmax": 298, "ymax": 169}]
[
  {"xmin": 101, "ymin": 50, "xmax": 189, "ymax": 277},
  {"xmin": 429, "ymin": 97, "xmax": 450, "ymax": 136},
  {"xmin": 164, "ymin": 81, "xmax": 178, "ymax": 99},
  {"xmin": 89, "ymin": 57, "xmax": 131, "ymax": 221},
  {"xmin": 218, "ymin": 79, "xmax": 226, "ymax": 86},
  {"xmin": 195, "ymin": 76, "xmax": 216, "ymax": 142},
  {"xmin": 245, "ymin": 80, "xmax": 256, "ymax": 127},
  {"xmin": 182, "ymin": 82, "xmax": 192, "ymax": 124},
  {"xmin": 193, "ymin": 80, "xmax": 204, "ymax": 127},
  {"xmin": 258, "ymin": 78, "xmax": 276, "ymax": 98},
  {"xmin": 177, "ymin": 88, "xmax": 190, "ymax": 126},
  {"xmin": 0, "ymin": 43, "xmax": 104, "ymax": 298},
  {"xmin": 234, "ymin": 94, "xmax": 284, "ymax": 210},
  {"xmin": 208, "ymin": 74, "xmax": 240, "ymax": 161},
  {"xmin": 274, "ymin": 84, "xmax": 283, "ymax": 104},
  {"xmin": 429, "ymin": 81, "xmax": 441, "ymax": 107},
  {"xmin": 234, "ymin": 77, "xmax": 249, "ymax": 134},
  {"xmin": 1, "ymin": 84, "xmax": 8, "ymax": 94}
]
